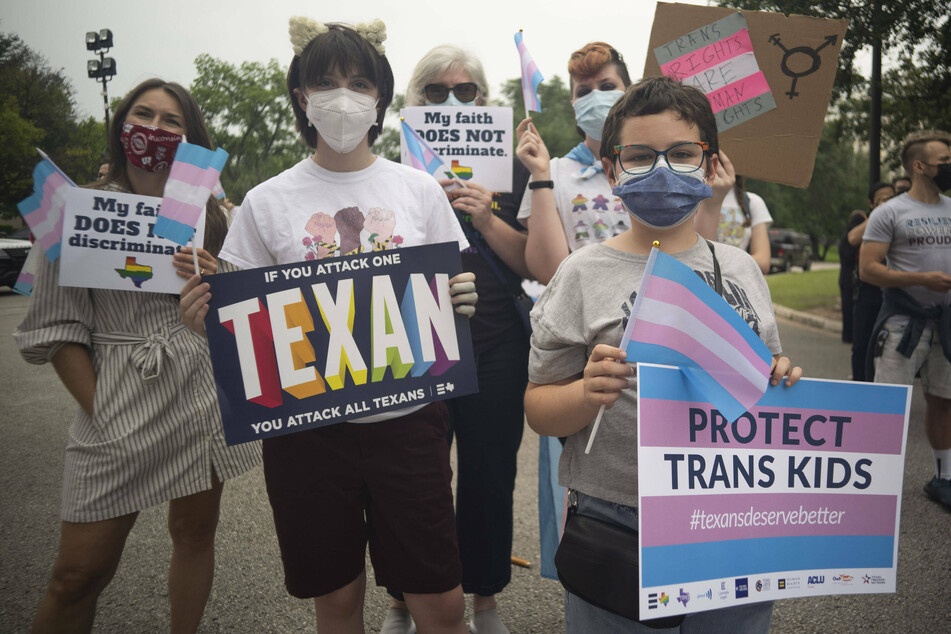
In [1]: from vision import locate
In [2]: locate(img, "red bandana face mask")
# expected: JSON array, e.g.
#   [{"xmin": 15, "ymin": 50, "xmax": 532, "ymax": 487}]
[{"xmin": 119, "ymin": 123, "xmax": 183, "ymax": 172}]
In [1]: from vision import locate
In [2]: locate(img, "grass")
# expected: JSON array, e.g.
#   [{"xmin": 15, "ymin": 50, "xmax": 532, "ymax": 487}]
[
  {"xmin": 765, "ymin": 268, "xmax": 840, "ymax": 312},
  {"xmin": 822, "ymin": 244, "xmax": 839, "ymax": 263}
]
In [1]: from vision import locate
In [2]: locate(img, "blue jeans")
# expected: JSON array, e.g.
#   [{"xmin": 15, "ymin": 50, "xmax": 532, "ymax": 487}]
[
  {"xmin": 565, "ymin": 493, "xmax": 774, "ymax": 634},
  {"xmin": 448, "ymin": 335, "xmax": 529, "ymax": 595}
]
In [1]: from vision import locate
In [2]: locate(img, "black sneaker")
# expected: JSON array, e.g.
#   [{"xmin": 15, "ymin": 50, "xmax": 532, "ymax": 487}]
[{"xmin": 923, "ymin": 476, "xmax": 951, "ymax": 511}]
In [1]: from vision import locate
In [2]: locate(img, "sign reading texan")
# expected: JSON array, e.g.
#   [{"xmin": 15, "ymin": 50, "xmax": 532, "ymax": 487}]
[{"xmin": 204, "ymin": 242, "xmax": 478, "ymax": 445}]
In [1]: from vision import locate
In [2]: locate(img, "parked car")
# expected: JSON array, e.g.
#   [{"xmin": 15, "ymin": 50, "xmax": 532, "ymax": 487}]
[
  {"xmin": 768, "ymin": 228, "xmax": 812, "ymax": 273},
  {"xmin": 0, "ymin": 232, "xmax": 32, "ymax": 289}
]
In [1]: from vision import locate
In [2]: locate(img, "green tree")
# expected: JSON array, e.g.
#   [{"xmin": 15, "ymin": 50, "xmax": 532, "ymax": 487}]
[
  {"xmin": 190, "ymin": 54, "xmax": 306, "ymax": 204},
  {"xmin": 498, "ymin": 75, "xmax": 579, "ymax": 158},
  {"xmin": 746, "ymin": 122, "xmax": 868, "ymax": 259},
  {"xmin": 835, "ymin": 25, "xmax": 951, "ymax": 173},
  {"xmin": 0, "ymin": 32, "xmax": 105, "ymax": 217},
  {"xmin": 374, "ymin": 93, "xmax": 406, "ymax": 162}
]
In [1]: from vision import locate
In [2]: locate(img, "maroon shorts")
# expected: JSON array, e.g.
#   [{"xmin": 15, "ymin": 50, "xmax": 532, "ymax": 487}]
[{"xmin": 262, "ymin": 402, "xmax": 462, "ymax": 598}]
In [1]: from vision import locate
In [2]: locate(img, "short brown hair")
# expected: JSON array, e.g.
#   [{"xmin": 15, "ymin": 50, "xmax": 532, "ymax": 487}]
[
  {"xmin": 599, "ymin": 76, "xmax": 719, "ymax": 165},
  {"xmin": 900, "ymin": 129, "xmax": 951, "ymax": 176},
  {"xmin": 287, "ymin": 24, "xmax": 394, "ymax": 149}
]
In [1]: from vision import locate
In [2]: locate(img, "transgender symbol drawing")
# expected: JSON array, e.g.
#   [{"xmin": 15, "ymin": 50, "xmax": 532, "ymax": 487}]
[{"xmin": 768, "ymin": 33, "xmax": 838, "ymax": 99}]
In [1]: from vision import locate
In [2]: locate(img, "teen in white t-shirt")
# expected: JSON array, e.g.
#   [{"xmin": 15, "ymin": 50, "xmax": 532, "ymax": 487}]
[{"xmin": 181, "ymin": 20, "xmax": 474, "ymax": 634}]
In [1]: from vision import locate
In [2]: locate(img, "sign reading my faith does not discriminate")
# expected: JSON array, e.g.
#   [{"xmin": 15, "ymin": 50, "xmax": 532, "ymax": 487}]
[
  {"xmin": 400, "ymin": 106, "xmax": 513, "ymax": 193},
  {"xmin": 59, "ymin": 188, "xmax": 204, "ymax": 294},
  {"xmin": 644, "ymin": 3, "xmax": 847, "ymax": 188},
  {"xmin": 636, "ymin": 364, "xmax": 911, "ymax": 617},
  {"xmin": 204, "ymin": 242, "xmax": 478, "ymax": 445}
]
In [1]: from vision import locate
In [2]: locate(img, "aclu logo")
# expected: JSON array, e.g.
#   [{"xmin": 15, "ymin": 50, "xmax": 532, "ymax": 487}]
[
  {"xmin": 735, "ymin": 577, "xmax": 749, "ymax": 599},
  {"xmin": 807, "ymin": 575, "xmax": 825, "ymax": 586}
]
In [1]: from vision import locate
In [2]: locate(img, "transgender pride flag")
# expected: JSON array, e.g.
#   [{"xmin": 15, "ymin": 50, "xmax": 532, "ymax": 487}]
[
  {"xmin": 16, "ymin": 151, "xmax": 77, "ymax": 262},
  {"xmin": 514, "ymin": 30, "xmax": 544, "ymax": 113},
  {"xmin": 623, "ymin": 246, "xmax": 772, "ymax": 422},
  {"xmin": 400, "ymin": 119, "xmax": 456, "ymax": 181},
  {"xmin": 154, "ymin": 143, "xmax": 229, "ymax": 245}
]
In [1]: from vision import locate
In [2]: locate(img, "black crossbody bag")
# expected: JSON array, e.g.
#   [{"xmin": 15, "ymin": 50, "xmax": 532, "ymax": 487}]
[{"xmin": 554, "ymin": 241, "xmax": 723, "ymax": 626}]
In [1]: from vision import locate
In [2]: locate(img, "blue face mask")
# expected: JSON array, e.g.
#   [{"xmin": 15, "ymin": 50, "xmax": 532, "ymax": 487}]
[
  {"xmin": 612, "ymin": 163, "xmax": 712, "ymax": 229},
  {"xmin": 427, "ymin": 92, "xmax": 476, "ymax": 107},
  {"xmin": 573, "ymin": 90, "xmax": 624, "ymax": 141}
]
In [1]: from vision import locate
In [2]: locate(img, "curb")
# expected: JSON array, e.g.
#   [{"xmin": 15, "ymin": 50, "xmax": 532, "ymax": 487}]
[{"xmin": 773, "ymin": 304, "xmax": 842, "ymax": 334}]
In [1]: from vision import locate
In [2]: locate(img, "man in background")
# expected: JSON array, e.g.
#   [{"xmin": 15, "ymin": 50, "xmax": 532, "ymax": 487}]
[{"xmin": 861, "ymin": 130, "xmax": 951, "ymax": 509}]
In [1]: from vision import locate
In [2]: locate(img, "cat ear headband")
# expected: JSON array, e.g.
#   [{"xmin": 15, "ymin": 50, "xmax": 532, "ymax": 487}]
[{"xmin": 289, "ymin": 16, "xmax": 386, "ymax": 56}]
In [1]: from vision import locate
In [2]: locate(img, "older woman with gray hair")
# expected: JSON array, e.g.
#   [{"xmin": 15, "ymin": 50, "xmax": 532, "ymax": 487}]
[{"xmin": 382, "ymin": 44, "xmax": 530, "ymax": 634}]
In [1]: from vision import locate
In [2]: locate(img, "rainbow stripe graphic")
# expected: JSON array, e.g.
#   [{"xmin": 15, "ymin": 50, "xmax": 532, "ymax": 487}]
[
  {"xmin": 115, "ymin": 256, "xmax": 154, "ymax": 288},
  {"xmin": 450, "ymin": 160, "xmax": 473, "ymax": 180},
  {"xmin": 654, "ymin": 13, "xmax": 776, "ymax": 131},
  {"xmin": 154, "ymin": 142, "xmax": 229, "ymax": 246},
  {"xmin": 623, "ymin": 247, "xmax": 772, "ymax": 422},
  {"xmin": 514, "ymin": 30, "xmax": 544, "ymax": 113},
  {"xmin": 16, "ymin": 151, "xmax": 77, "ymax": 262}
]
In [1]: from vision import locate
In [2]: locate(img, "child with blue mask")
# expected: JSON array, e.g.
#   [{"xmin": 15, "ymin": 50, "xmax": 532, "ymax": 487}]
[
  {"xmin": 515, "ymin": 41, "xmax": 734, "ymax": 285},
  {"xmin": 524, "ymin": 75, "xmax": 801, "ymax": 634}
]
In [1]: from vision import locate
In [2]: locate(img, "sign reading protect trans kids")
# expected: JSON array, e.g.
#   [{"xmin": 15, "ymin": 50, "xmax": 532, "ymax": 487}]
[
  {"xmin": 204, "ymin": 242, "xmax": 477, "ymax": 445},
  {"xmin": 636, "ymin": 364, "xmax": 911, "ymax": 617}
]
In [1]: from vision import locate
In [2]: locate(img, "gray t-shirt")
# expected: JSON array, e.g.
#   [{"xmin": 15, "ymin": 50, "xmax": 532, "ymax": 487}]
[
  {"xmin": 863, "ymin": 192, "xmax": 951, "ymax": 308},
  {"xmin": 528, "ymin": 236, "xmax": 781, "ymax": 507}
]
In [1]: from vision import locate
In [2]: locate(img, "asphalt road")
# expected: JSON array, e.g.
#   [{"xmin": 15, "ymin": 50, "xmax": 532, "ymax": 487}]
[{"xmin": 1, "ymin": 289, "xmax": 948, "ymax": 632}]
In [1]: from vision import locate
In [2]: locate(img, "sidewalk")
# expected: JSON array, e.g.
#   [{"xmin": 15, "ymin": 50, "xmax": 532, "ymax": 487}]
[{"xmin": 773, "ymin": 303, "xmax": 842, "ymax": 334}]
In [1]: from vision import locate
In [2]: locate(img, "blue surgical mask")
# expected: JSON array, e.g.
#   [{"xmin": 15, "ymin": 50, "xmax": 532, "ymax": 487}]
[
  {"xmin": 573, "ymin": 90, "xmax": 624, "ymax": 141},
  {"xmin": 612, "ymin": 163, "xmax": 712, "ymax": 229},
  {"xmin": 427, "ymin": 93, "xmax": 476, "ymax": 107}
]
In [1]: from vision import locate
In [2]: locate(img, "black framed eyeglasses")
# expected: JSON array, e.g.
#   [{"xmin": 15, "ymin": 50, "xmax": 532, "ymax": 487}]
[
  {"xmin": 614, "ymin": 142, "xmax": 709, "ymax": 175},
  {"xmin": 424, "ymin": 82, "xmax": 478, "ymax": 104}
]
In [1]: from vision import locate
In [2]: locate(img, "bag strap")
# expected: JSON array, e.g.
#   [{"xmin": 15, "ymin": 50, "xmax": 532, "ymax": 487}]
[
  {"xmin": 704, "ymin": 239, "xmax": 723, "ymax": 296},
  {"xmin": 451, "ymin": 203, "xmax": 524, "ymax": 297}
]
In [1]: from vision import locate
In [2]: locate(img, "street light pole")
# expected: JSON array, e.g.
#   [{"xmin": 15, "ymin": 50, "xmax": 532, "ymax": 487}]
[{"xmin": 86, "ymin": 29, "xmax": 116, "ymax": 130}]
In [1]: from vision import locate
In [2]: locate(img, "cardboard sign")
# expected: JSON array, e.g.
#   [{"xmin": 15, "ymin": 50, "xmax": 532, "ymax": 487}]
[
  {"xmin": 400, "ymin": 106, "xmax": 513, "ymax": 192},
  {"xmin": 60, "ymin": 188, "xmax": 204, "ymax": 293},
  {"xmin": 637, "ymin": 364, "xmax": 910, "ymax": 617},
  {"xmin": 204, "ymin": 242, "xmax": 478, "ymax": 445},
  {"xmin": 644, "ymin": 2, "xmax": 848, "ymax": 187}
]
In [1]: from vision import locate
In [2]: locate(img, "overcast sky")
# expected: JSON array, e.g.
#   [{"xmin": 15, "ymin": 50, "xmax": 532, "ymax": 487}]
[
  {"xmin": 3, "ymin": 0, "xmax": 873, "ymax": 123},
  {"xmin": 2, "ymin": 0, "xmax": 739, "ymax": 120}
]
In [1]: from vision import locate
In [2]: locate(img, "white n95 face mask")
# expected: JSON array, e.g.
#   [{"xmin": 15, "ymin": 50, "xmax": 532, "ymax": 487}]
[{"xmin": 305, "ymin": 88, "xmax": 379, "ymax": 154}]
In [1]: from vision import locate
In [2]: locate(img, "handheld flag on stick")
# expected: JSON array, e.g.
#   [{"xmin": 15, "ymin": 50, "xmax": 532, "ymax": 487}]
[
  {"xmin": 400, "ymin": 118, "xmax": 459, "ymax": 181},
  {"xmin": 154, "ymin": 142, "xmax": 229, "ymax": 246},
  {"xmin": 514, "ymin": 30, "xmax": 544, "ymax": 114},
  {"xmin": 16, "ymin": 149, "xmax": 77, "ymax": 262},
  {"xmin": 13, "ymin": 243, "xmax": 40, "ymax": 296},
  {"xmin": 585, "ymin": 244, "xmax": 773, "ymax": 453},
  {"xmin": 400, "ymin": 118, "xmax": 466, "ymax": 190}
]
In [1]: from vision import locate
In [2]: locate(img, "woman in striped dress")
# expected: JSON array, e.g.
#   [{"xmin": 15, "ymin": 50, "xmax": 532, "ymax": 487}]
[{"xmin": 14, "ymin": 79, "xmax": 261, "ymax": 633}]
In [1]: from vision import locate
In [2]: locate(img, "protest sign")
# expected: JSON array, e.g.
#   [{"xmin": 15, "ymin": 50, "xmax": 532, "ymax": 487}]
[
  {"xmin": 400, "ymin": 106, "xmax": 513, "ymax": 192},
  {"xmin": 644, "ymin": 2, "xmax": 848, "ymax": 187},
  {"xmin": 637, "ymin": 364, "xmax": 910, "ymax": 617},
  {"xmin": 204, "ymin": 242, "xmax": 478, "ymax": 445},
  {"xmin": 59, "ymin": 188, "xmax": 203, "ymax": 293}
]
